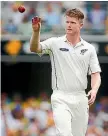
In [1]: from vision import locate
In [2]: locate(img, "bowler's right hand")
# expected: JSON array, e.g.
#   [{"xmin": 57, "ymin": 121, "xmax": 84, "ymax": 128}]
[{"xmin": 32, "ymin": 16, "xmax": 41, "ymax": 32}]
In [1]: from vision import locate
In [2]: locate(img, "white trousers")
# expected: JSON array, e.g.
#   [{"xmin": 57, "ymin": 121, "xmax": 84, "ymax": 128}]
[{"xmin": 51, "ymin": 90, "xmax": 89, "ymax": 136}]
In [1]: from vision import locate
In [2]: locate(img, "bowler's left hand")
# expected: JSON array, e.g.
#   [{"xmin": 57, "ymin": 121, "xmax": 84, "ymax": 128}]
[{"xmin": 87, "ymin": 90, "xmax": 97, "ymax": 106}]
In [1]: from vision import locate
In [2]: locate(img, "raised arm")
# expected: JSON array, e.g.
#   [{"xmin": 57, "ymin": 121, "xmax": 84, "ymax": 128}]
[{"xmin": 30, "ymin": 16, "xmax": 42, "ymax": 53}]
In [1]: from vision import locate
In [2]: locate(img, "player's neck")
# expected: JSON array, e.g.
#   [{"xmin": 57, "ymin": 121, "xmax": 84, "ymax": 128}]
[{"xmin": 66, "ymin": 33, "xmax": 81, "ymax": 46}]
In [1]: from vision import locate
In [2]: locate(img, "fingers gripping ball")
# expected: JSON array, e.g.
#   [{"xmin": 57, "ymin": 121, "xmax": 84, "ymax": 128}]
[
  {"xmin": 32, "ymin": 16, "xmax": 41, "ymax": 24},
  {"xmin": 18, "ymin": 5, "xmax": 25, "ymax": 13},
  {"xmin": 32, "ymin": 16, "xmax": 41, "ymax": 32}
]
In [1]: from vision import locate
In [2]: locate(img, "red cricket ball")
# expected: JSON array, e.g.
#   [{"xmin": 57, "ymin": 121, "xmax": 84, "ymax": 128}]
[{"xmin": 18, "ymin": 5, "xmax": 25, "ymax": 13}]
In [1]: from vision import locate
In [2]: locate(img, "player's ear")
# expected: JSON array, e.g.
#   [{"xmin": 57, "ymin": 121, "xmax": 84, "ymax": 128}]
[
  {"xmin": 79, "ymin": 19, "xmax": 83, "ymax": 29},
  {"xmin": 80, "ymin": 23, "xmax": 83, "ymax": 29}
]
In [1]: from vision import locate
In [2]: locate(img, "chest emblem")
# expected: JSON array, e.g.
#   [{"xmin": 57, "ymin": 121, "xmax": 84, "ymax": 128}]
[
  {"xmin": 59, "ymin": 48, "xmax": 69, "ymax": 51},
  {"xmin": 80, "ymin": 49, "xmax": 88, "ymax": 55}
]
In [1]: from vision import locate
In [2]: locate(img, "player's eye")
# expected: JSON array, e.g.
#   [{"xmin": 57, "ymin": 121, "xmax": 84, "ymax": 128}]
[
  {"xmin": 66, "ymin": 21, "xmax": 69, "ymax": 23},
  {"xmin": 71, "ymin": 22, "xmax": 76, "ymax": 24}
]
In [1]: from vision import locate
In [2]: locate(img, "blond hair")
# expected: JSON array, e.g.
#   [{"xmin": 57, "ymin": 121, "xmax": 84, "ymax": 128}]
[{"xmin": 65, "ymin": 8, "xmax": 84, "ymax": 23}]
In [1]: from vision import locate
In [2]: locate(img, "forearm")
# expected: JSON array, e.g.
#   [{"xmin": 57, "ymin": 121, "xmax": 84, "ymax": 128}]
[
  {"xmin": 30, "ymin": 31, "xmax": 41, "ymax": 53},
  {"xmin": 91, "ymin": 73, "xmax": 101, "ymax": 93}
]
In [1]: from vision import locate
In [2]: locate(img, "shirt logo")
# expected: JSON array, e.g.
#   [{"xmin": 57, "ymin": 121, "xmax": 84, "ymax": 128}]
[
  {"xmin": 80, "ymin": 49, "xmax": 88, "ymax": 55},
  {"xmin": 59, "ymin": 48, "xmax": 69, "ymax": 51}
]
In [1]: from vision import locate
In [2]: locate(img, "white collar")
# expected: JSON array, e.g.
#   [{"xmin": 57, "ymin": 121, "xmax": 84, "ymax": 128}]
[{"xmin": 62, "ymin": 35, "xmax": 84, "ymax": 47}]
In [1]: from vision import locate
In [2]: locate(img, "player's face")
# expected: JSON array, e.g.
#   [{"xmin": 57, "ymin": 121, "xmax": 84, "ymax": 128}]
[{"xmin": 65, "ymin": 16, "xmax": 83, "ymax": 35}]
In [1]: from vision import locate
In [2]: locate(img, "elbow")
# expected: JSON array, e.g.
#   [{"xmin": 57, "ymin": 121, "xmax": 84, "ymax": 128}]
[
  {"xmin": 98, "ymin": 73, "xmax": 101, "ymax": 83},
  {"xmin": 30, "ymin": 45, "xmax": 41, "ymax": 53},
  {"xmin": 97, "ymin": 73, "xmax": 101, "ymax": 86},
  {"xmin": 91, "ymin": 72, "xmax": 101, "ymax": 83},
  {"xmin": 30, "ymin": 43, "xmax": 33, "ymax": 52},
  {"xmin": 98, "ymin": 73, "xmax": 101, "ymax": 85},
  {"xmin": 100, "ymin": 75, "xmax": 101, "ymax": 85},
  {"xmin": 30, "ymin": 44, "xmax": 37, "ymax": 53},
  {"xmin": 30, "ymin": 46, "xmax": 34, "ymax": 52}
]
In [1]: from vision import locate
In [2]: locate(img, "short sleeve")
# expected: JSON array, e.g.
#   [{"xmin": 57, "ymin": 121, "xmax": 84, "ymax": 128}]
[
  {"xmin": 40, "ymin": 37, "xmax": 54, "ymax": 55},
  {"xmin": 88, "ymin": 46, "xmax": 101, "ymax": 75}
]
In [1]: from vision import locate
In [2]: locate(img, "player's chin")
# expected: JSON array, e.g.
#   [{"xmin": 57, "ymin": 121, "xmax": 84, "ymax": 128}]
[{"xmin": 66, "ymin": 31, "xmax": 74, "ymax": 35}]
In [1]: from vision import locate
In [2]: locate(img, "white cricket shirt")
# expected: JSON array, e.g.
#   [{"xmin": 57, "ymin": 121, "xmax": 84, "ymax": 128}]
[{"xmin": 40, "ymin": 35, "xmax": 101, "ymax": 93}]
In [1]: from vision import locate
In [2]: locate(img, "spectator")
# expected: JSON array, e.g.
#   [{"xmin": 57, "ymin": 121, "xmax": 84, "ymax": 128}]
[
  {"xmin": 102, "ymin": 121, "xmax": 108, "ymax": 136},
  {"xmin": 25, "ymin": 7, "xmax": 37, "ymax": 21},
  {"xmin": 4, "ymin": 19, "xmax": 17, "ymax": 34},
  {"xmin": 86, "ymin": 125, "xmax": 102, "ymax": 136},
  {"xmin": 1, "ymin": 20, "xmax": 7, "ymax": 34},
  {"xmin": 89, "ymin": 2, "xmax": 106, "ymax": 34},
  {"xmin": 28, "ymin": 118, "xmax": 40, "ymax": 136},
  {"xmin": 35, "ymin": 102, "xmax": 49, "ymax": 131},
  {"xmin": 18, "ymin": 15, "xmax": 32, "ymax": 35},
  {"xmin": 24, "ymin": 100, "xmax": 39, "ymax": 120},
  {"xmin": 95, "ymin": 111, "xmax": 108, "ymax": 128},
  {"xmin": 11, "ymin": 3, "xmax": 25, "ymax": 26},
  {"xmin": 105, "ymin": 16, "xmax": 108, "ymax": 35},
  {"xmin": 1, "ymin": 1, "xmax": 108, "ymax": 35},
  {"xmin": 44, "ymin": 3, "xmax": 61, "ymax": 30}
]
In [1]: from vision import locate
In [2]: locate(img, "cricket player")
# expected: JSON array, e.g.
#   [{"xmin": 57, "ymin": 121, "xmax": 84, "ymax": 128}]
[{"xmin": 30, "ymin": 8, "xmax": 101, "ymax": 136}]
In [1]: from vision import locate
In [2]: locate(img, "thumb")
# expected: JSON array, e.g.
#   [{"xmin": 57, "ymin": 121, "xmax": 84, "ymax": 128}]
[
  {"xmin": 38, "ymin": 22, "xmax": 41, "ymax": 28},
  {"xmin": 38, "ymin": 17, "xmax": 41, "ymax": 23}
]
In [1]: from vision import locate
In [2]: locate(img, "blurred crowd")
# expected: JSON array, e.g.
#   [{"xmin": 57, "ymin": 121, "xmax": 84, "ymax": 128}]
[
  {"xmin": 1, "ymin": 92, "xmax": 108, "ymax": 136},
  {"xmin": 1, "ymin": 1, "xmax": 108, "ymax": 36}
]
